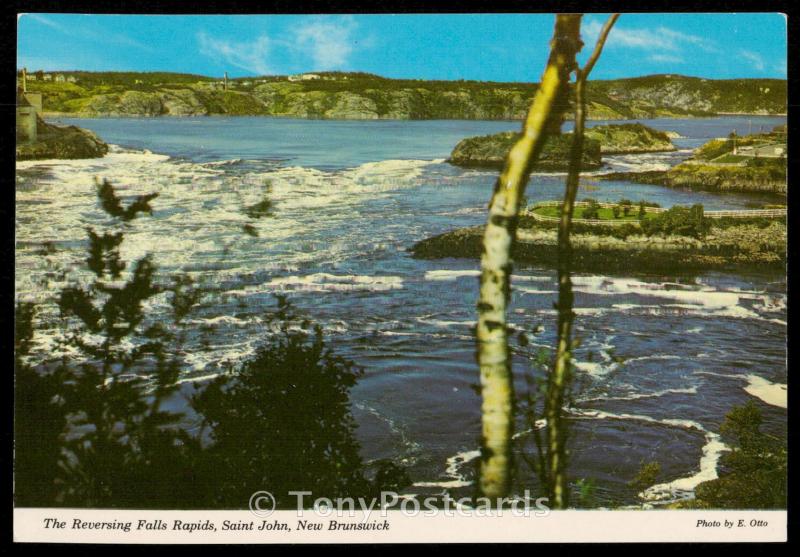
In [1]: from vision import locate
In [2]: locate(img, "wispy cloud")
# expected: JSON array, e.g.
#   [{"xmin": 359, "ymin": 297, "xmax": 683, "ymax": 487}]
[
  {"xmin": 294, "ymin": 16, "xmax": 357, "ymax": 70},
  {"xmin": 196, "ymin": 16, "xmax": 362, "ymax": 76},
  {"xmin": 648, "ymin": 53, "xmax": 685, "ymax": 64},
  {"xmin": 738, "ymin": 49, "xmax": 765, "ymax": 71},
  {"xmin": 26, "ymin": 13, "xmax": 64, "ymax": 31},
  {"xmin": 583, "ymin": 19, "xmax": 718, "ymax": 55},
  {"xmin": 24, "ymin": 13, "xmax": 154, "ymax": 52},
  {"xmin": 197, "ymin": 32, "xmax": 273, "ymax": 75}
]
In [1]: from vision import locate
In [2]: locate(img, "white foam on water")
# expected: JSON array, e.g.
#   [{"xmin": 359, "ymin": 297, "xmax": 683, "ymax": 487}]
[
  {"xmin": 412, "ymin": 479, "xmax": 473, "ymax": 489},
  {"xmin": 186, "ymin": 315, "xmax": 259, "ymax": 327},
  {"xmin": 593, "ymin": 150, "xmax": 685, "ymax": 174},
  {"xmin": 573, "ymin": 360, "xmax": 620, "ymax": 378},
  {"xmin": 424, "ymin": 419, "xmax": 550, "ymax": 493},
  {"xmin": 416, "ymin": 317, "xmax": 477, "ymax": 329},
  {"xmin": 640, "ymin": 432, "xmax": 728, "ymax": 504},
  {"xmin": 694, "ymin": 370, "xmax": 787, "ymax": 409},
  {"xmin": 744, "ymin": 374, "xmax": 787, "ymax": 409},
  {"xmin": 567, "ymin": 276, "xmax": 786, "ymax": 324},
  {"xmin": 570, "ymin": 407, "xmax": 729, "ymax": 505},
  {"xmin": 414, "ymin": 448, "xmax": 481, "ymax": 490},
  {"xmin": 624, "ymin": 354, "xmax": 683, "ymax": 364},
  {"xmin": 226, "ymin": 273, "xmax": 404, "ymax": 295},
  {"xmin": 424, "ymin": 269, "xmax": 480, "ymax": 281},
  {"xmin": 578, "ymin": 386, "xmax": 697, "ymax": 403},
  {"xmin": 511, "ymin": 275, "xmax": 553, "ymax": 282},
  {"xmin": 515, "ymin": 286, "xmax": 558, "ymax": 295},
  {"xmin": 174, "ymin": 372, "xmax": 224, "ymax": 386},
  {"xmin": 424, "ymin": 270, "xmax": 552, "ymax": 283}
]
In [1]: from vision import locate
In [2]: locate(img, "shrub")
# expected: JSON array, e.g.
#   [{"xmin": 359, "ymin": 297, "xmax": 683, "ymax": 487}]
[
  {"xmin": 640, "ymin": 204, "xmax": 710, "ymax": 238},
  {"xmin": 191, "ymin": 296, "xmax": 409, "ymax": 508},
  {"xmin": 694, "ymin": 402, "xmax": 786, "ymax": 509},
  {"xmin": 581, "ymin": 200, "xmax": 600, "ymax": 220},
  {"xmin": 629, "ymin": 461, "xmax": 661, "ymax": 490},
  {"xmin": 612, "ymin": 205, "xmax": 621, "ymax": 219}
]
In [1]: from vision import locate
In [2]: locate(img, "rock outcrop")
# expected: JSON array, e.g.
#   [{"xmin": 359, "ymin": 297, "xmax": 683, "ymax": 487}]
[
  {"xmin": 448, "ymin": 131, "xmax": 603, "ymax": 171},
  {"xmin": 448, "ymin": 123, "xmax": 674, "ymax": 170},
  {"xmin": 16, "ymin": 118, "xmax": 108, "ymax": 160},
  {"xmin": 583, "ymin": 123, "xmax": 676, "ymax": 154},
  {"xmin": 411, "ymin": 220, "xmax": 786, "ymax": 274}
]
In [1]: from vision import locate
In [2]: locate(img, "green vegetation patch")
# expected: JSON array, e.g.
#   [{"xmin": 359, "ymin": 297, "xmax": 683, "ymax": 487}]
[{"xmin": 532, "ymin": 204, "xmax": 642, "ymax": 222}]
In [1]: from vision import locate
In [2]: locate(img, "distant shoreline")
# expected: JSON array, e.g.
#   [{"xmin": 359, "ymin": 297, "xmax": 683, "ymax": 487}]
[{"xmin": 42, "ymin": 112, "xmax": 787, "ymax": 122}]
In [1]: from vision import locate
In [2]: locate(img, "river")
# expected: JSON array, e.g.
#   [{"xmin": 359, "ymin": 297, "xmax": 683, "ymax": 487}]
[{"xmin": 15, "ymin": 115, "xmax": 787, "ymax": 507}]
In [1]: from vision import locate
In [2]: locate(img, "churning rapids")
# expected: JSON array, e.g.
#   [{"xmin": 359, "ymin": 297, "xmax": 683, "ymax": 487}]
[{"xmin": 16, "ymin": 116, "xmax": 786, "ymax": 508}]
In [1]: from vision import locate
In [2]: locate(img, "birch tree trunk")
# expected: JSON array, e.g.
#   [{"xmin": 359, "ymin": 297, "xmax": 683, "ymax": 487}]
[{"xmin": 477, "ymin": 14, "xmax": 582, "ymax": 499}]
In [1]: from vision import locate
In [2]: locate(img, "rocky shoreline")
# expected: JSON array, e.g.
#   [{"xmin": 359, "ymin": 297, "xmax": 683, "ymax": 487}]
[
  {"xmin": 411, "ymin": 220, "xmax": 786, "ymax": 275},
  {"xmin": 16, "ymin": 118, "xmax": 108, "ymax": 161},
  {"xmin": 599, "ymin": 162, "xmax": 786, "ymax": 196}
]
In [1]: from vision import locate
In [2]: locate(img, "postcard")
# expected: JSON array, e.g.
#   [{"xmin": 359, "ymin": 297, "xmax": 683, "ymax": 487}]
[{"xmin": 13, "ymin": 11, "xmax": 788, "ymax": 543}]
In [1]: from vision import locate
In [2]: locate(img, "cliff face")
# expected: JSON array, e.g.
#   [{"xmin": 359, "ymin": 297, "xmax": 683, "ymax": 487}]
[
  {"xmin": 16, "ymin": 118, "xmax": 108, "ymax": 160},
  {"xmin": 33, "ymin": 72, "xmax": 787, "ymax": 120},
  {"xmin": 448, "ymin": 123, "xmax": 673, "ymax": 170}
]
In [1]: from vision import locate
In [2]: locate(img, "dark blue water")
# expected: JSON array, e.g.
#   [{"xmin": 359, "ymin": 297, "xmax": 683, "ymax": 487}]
[{"xmin": 17, "ymin": 115, "xmax": 786, "ymax": 507}]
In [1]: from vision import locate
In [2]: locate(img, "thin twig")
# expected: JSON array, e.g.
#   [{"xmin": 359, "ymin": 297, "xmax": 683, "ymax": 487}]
[{"xmin": 545, "ymin": 13, "xmax": 619, "ymax": 509}]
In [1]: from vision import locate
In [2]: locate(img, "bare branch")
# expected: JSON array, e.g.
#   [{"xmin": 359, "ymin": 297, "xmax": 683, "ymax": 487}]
[{"xmin": 545, "ymin": 13, "xmax": 618, "ymax": 509}]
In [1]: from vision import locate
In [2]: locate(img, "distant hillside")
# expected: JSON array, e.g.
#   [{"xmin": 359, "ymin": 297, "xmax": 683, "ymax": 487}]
[{"xmin": 21, "ymin": 71, "xmax": 787, "ymax": 120}]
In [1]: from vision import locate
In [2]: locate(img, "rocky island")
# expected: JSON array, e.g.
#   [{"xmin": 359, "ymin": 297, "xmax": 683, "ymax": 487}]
[
  {"xmin": 448, "ymin": 123, "xmax": 675, "ymax": 170},
  {"xmin": 412, "ymin": 207, "xmax": 786, "ymax": 274},
  {"xmin": 448, "ymin": 131, "xmax": 603, "ymax": 171}
]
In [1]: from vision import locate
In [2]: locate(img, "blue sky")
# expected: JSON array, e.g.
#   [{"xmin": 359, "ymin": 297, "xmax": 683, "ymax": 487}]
[{"xmin": 17, "ymin": 13, "xmax": 787, "ymax": 81}]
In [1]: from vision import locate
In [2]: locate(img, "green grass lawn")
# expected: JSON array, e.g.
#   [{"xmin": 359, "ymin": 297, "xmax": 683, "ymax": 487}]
[
  {"xmin": 712, "ymin": 154, "xmax": 750, "ymax": 164},
  {"xmin": 532, "ymin": 204, "xmax": 647, "ymax": 221}
]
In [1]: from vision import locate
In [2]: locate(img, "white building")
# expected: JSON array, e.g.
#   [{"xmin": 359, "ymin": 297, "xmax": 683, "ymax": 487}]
[{"xmin": 288, "ymin": 73, "xmax": 321, "ymax": 82}]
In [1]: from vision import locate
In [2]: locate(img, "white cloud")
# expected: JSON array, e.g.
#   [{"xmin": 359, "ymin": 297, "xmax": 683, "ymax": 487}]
[
  {"xmin": 26, "ymin": 13, "xmax": 65, "ymax": 31},
  {"xmin": 196, "ymin": 16, "xmax": 361, "ymax": 76},
  {"xmin": 739, "ymin": 49, "xmax": 765, "ymax": 71},
  {"xmin": 583, "ymin": 19, "xmax": 718, "ymax": 54},
  {"xmin": 24, "ymin": 13, "xmax": 154, "ymax": 52},
  {"xmin": 649, "ymin": 53, "xmax": 685, "ymax": 64},
  {"xmin": 294, "ymin": 16, "xmax": 357, "ymax": 70},
  {"xmin": 197, "ymin": 32, "xmax": 273, "ymax": 75}
]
